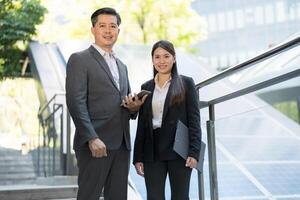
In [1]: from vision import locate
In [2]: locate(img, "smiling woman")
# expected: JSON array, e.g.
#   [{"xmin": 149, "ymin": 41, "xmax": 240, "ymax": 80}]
[{"xmin": 133, "ymin": 40, "xmax": 202, "ymax": 200}]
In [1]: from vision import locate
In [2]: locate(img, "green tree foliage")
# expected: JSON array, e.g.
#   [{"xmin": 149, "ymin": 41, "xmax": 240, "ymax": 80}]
[
  {"xmin": 52, "ymin": 0, "xmax": 206, "ymax": 51},
  {"xmin": 121, "ymin": 0, "xmax": 206, "ymax": 51},
  {"xmin": 274, "ymin": 101, "xmax": 299, "ymax": 123},
  {"xmin": 0, "ymin": 0, "xmax": 46, "ymax": 78}
]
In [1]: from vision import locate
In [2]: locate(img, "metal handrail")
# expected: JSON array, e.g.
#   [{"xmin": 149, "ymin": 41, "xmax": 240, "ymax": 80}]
[
  {"xmin": 196, "ymin": 34, "xmax": 300, "ymax": 200},
  {"xmin": 38, "ymin": 93, "xmax": 65, "ymax": 116},
  {"xmin": 200, "ymin": 68, "xmax": 300, "ymax": 108},
  {"xmin": 35, "ymin": 93, "xmax": 66, "ymax": 177}
]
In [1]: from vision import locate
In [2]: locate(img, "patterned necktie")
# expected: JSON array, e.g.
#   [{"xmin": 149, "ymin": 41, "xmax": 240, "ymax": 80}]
[{"xmin": 104, "ymin": 52, "xmax": 120, "ymax": 90}]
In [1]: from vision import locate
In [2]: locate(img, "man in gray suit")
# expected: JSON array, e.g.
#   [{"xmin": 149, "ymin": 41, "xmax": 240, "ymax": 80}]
[{"xmin": 66, "ymin": 7, "xmax": 146, "ymax": 200}]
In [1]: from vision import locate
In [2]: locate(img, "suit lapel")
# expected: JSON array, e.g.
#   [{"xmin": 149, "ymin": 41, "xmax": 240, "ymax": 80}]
[
  {"xmin": 161, "ymin": 81, "xmax": 172, "ymax": 123},
  {"xmin": 89, "ymin": 46, "xmax": 120, "ymax": 92},
  {"xmin": 144, "ymin": 81, "xmax": 155, "ymax": 134}
]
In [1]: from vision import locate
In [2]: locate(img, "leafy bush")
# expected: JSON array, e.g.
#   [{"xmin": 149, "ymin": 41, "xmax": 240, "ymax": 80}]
[{"xmin": 0, "ymin": 0, "xmax": 46, "ymax": 78}]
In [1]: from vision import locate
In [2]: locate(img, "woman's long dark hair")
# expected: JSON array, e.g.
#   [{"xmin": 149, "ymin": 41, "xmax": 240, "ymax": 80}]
[{"xmin": 151, "ymin": 40, "xmax": 185, "ymax": 105}]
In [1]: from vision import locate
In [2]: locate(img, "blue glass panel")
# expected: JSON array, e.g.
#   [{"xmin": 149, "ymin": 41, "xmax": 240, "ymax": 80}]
[{"xmin": 246, "ymin": 164, "xmax": 300, "ymax": 196}]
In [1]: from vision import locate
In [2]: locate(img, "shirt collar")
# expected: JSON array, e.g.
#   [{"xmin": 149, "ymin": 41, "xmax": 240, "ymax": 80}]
[
  {"xmin": 92, "ymin": 43, "xmax": 116, "ymax": 59},
  {"xmin": 154, "ymin": 74, "xmax": 172, "ymax": 88}
]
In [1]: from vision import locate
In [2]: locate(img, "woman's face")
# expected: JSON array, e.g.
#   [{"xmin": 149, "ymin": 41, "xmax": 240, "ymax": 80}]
[{"xmin": 152, "ymin": 47, "xmax": 175, "ymax": 75}]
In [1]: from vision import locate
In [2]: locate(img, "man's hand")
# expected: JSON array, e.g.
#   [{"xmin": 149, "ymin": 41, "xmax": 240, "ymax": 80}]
[
  {"xmin": 122, "ymin": 93, "xmax": 147, "ymax": 112},
  {"xmin": 185, "ymin": 157, "xmax": 197, "ymax": 168},
  {"xmin": 134, "ymin": 162, "xmax": 144, "ymax": 177},
  {"xmin": 88, "ymin": 138, "xmax": 107, "ymax": 158}
]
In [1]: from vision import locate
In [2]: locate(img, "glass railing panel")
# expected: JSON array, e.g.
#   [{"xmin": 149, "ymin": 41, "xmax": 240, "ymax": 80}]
[{"xmin": 212, "ymin": 103, "xmax": 300, "ymax": 200}]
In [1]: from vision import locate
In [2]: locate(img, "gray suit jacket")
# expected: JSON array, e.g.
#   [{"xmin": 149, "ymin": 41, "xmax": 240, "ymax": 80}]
[{"xmin": 66, "ymin": 45, "xmax": 133, "ymax": 151}]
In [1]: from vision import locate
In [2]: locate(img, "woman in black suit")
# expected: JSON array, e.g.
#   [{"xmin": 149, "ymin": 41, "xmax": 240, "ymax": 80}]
[{"xmin": 133, "ymin": 40, "xmax": 202, "ymax": 200}]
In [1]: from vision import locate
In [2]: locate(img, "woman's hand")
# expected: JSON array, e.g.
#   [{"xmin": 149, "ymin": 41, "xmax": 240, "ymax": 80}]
[
  {"xmin": 134, "ymin": 162, "xmax": 144, "ymax": 177},
  {"xmin": 185, "ymin": 157, "xmax": 197, "ymax": 168}
]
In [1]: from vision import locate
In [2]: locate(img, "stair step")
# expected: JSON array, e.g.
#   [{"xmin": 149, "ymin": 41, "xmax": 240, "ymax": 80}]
[
  {"xmin": 0, "ymin": 173, "xmax": 36, "ymax": 180},
  {"xmin": 0, "ymin": 167, "xmax": 34, "ymax": 174},
  {"xmin": 0, "ymin": 148, "xmax": 22, "ymax": 156},
  {"xmin": 0, "ymin": 179, "xmax": 35, "ymax": 185},
  {"xmin": 0, "ymin": 185, "xmax": 78, "ymax": 200},
  {"xmin": 50, "ymin": 198, "xmax": 104, "ymax": 200},
  {"xmin": 0, "ymin": 156, "xmax": 32, "ymax": 162},
  {"xmin": 0, "ymin": 148, "xmax": 37, "ymax": 185},
  {"xmin": 0, "ymin": 160, "xmax": 34, "ymax": 166}
]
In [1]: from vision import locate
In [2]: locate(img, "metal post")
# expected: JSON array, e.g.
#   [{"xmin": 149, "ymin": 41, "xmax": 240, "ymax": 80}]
[
  {"xmin": 297, "ymin": 99, "xmax": 300, "ymax": 124},
  {"xmin": 52, "ymin": 110, "xmax": 56, "ymax": 176},
  {"xmin": 37, "ymin": 124, "xmax": 41, "ymax": 176},
  {"xmin": 198, "ymin": 171, "xmax": 205, "ymax": 200},
  {"xmin": 43, "ymin": 124, "xmax": 46, "ymax": 176},
  {"xmin": 60, "ymin": 107, "xmax": 63, "ymax": 175},
  {"xmin": 197, "ymin": 91, "xmax": 206, "ymax": 200},
  {"xmin": 206, "ymin": 104, "xmax": 219, "ymax": 200},
  {"xmin": 66, "ymin": 110, "xmax": 72, "ymax": 175},
  {"xmin": 48, "ymin": 120, "xmax": 51, "ymax": 176}
]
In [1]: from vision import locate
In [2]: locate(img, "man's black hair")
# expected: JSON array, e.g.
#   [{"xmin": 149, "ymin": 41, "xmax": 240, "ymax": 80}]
[{"xmin": 91, "ymin": 7, "xmax": 121, "ymax": 27}]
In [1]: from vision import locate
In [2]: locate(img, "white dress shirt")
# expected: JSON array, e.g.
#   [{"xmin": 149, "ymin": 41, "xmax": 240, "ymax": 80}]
[
  {"xmin": 92, "ymin": 44, "xmax": 120, "ymax": 90},
  {"xmin": 152, "ymin": 74, "xmax": 172, "ymax": 129}
]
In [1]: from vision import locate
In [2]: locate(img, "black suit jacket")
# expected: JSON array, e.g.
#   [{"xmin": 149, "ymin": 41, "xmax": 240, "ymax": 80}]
[
  {"xmin": 133, "ymin": 75, "xmax": 202, "ymax": 163},
  {"xmin": 66, "ymin": 45, "xmax": 134, "ymax": 151}
]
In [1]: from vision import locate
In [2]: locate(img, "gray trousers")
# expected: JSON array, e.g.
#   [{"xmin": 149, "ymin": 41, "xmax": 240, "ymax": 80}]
[{"xmin": 75, "ymin": 145, "xmax": 130, "ymax": 200}]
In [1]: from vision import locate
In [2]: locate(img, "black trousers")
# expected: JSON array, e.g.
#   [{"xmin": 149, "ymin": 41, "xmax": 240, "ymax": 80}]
[
  {"xmin": 144, "ymin": 159, "xmax": 192, "ymax": 200},
  {"xmin": 144, "ymin": 128, "xmax": 192, "ymax": 200},
  {"xmin": 75, "ymin": 144, "xmax": 130, "ymax": 200}
]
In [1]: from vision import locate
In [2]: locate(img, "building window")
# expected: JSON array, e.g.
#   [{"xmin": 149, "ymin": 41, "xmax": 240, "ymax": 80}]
[
  {"xmin": 227, "ymin": 11, "xmax": 235, "ymax": 30},
  {"xmin": 265, "ymin": 4, "xmax": 275, "ymax": 24},
  {"xmin": 209, "ymin": 56, "xmax": 218, "ymax": 69},
  {"xmin": 217, "ymin": 12, "xmax": 226, "ymax": 31},
  {"xmin": 229, "ymin": 53, "xmax": 237, "ymax": 66},
  {"xmin": 288, "ymin": 4, "xmax": 296, "ymax": 20},
  {"xmin": 245, "ymin": 8, "xmax": 255, "ymax": 25},
  {"xmin": 208, "ymin": 14, "xmax": 217, "ymax": 32},
  {"xmin": 297, "ymin": 2, "xmax": 300, "ymax": 19},
  {"xmin": 254, "ymin": 6, "xmax": 264, "ymax": 25},
  {"xmin": 220, "ymin": 54, "xmax": 227, "ymax": 68},
  {"xmin": 236, "ymin": 9, "xmax": 245, "ymax": 28},
  {"xmin": 237, "ymin": 52, "xmax": 247, "ymax": 63},
  {"xmin": 276, "ymin": 1, "xmax": 286, "ymax": 22}
]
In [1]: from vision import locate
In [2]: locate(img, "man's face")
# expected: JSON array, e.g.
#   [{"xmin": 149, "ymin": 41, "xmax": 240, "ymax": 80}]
[{"xmin": 91, "ymin": 14, "xmax": 119, "ymax": 51}]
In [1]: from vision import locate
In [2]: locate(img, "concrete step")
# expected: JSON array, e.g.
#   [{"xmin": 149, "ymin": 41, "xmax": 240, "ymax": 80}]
[
  {"xmin": 30, "ymin": 148, "xmax": 60, "ymax": 155},
  {"xmin": 0, "ymin": 154, "xmax": 32, "ymax": 160},
  {"xmin": 0, "ymin": 148, "xmax": 22, "ymax": 156},
  {"xmin": 0, "ymin": 185, "xmax": 78, "ymax": 200},
  {"xmin": 50, "ymin": 198, "xmax": 104, "ymax": 200},
  {"xmin": 0, "ymin": 148, "xmax": 37, "ymax": 185},
  {"xmin": 34, "ymin": 176, "xmax": 77, "ymax": 185},
  {"xmin": 50, "ymin": 199, "xmax": 76, "ymax": 200},
  {"xmin": 0, "ymin": 165, "xmax": 34, "ymax": 173},
  {"xmin": 0, "ymin": 172, "xmax": 36, "ymax": 180},
  {"xmin": 0, "ymin": 179, "xmax": 36, "ymax": 185},
  {"xmin": 0, "ymin": 176, "xmax": 142, "ymax": 200},
  {"xmin": 0, "ymin": 160, "xmax": 34, "ymax": 166}
]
